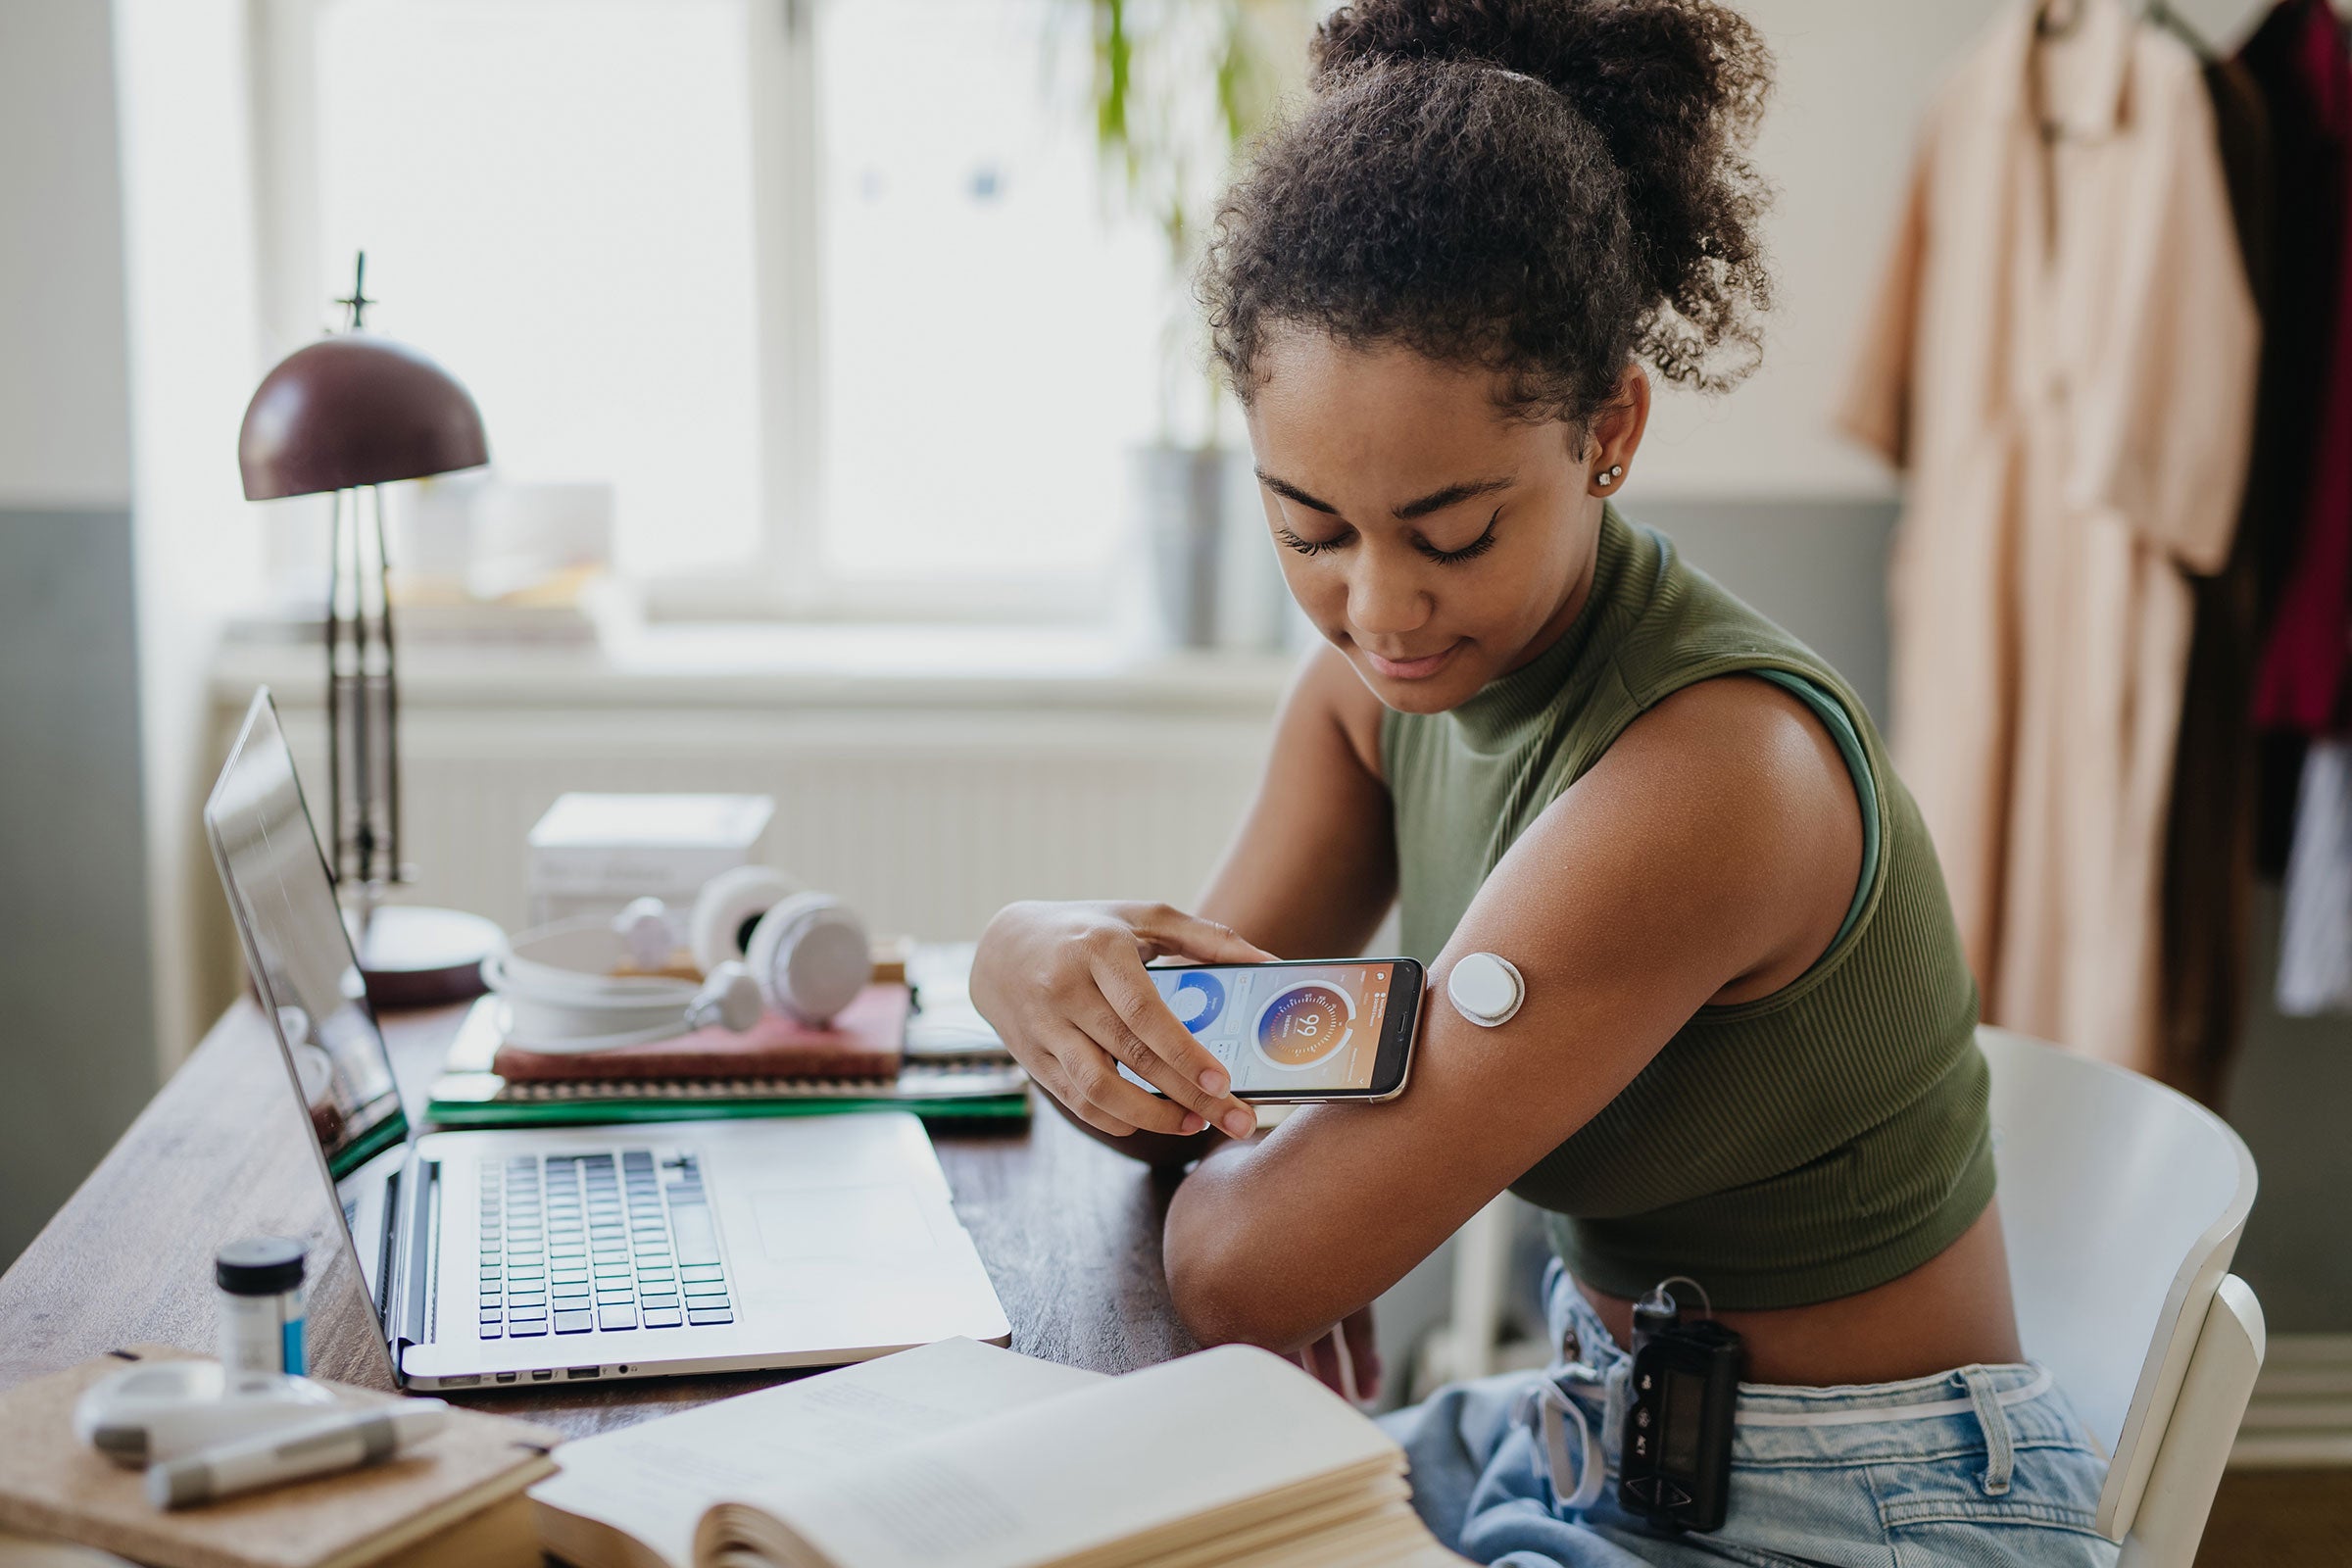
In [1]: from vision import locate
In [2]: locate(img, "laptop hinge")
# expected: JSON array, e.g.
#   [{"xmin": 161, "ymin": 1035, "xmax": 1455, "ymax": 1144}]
[{"xmin": 391, "ymin": 1152, "xmax": 442, "ymax": 1363}]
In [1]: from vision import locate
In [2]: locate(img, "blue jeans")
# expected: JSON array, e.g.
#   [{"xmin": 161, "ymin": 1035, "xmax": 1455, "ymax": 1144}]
[{"xmin": 1381, "ymin": 1263, "xmax": 2119, "ymax": 1566}]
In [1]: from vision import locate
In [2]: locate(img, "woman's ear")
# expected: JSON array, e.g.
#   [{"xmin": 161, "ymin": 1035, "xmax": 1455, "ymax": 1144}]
[{"xmin": 1582, "ymin": 365, "xmax": 1652, "ymax": 497}]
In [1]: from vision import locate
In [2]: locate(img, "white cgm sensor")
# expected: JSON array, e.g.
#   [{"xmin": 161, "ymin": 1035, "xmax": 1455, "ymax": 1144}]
[{"xmin": 1447, "ymin": 951, "xmax": 1525, "ymax": 1027}]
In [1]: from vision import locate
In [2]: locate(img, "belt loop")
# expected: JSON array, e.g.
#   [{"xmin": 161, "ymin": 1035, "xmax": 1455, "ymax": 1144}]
[{"xmin": 1961, "ymin": 1367, "xmax": 2015, "ymax": 1495}]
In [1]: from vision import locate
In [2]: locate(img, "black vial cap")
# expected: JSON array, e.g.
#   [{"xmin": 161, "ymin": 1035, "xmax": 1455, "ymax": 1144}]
[{"xmin": 216, "ymin": 1237, "xmax": 306, "ymax": 1296}]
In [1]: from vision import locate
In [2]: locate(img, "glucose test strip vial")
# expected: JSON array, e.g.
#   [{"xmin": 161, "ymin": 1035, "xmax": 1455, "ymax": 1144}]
[{"xmin": 216, "ymin": 1238, "xmax": 308, "ymax": 1376}]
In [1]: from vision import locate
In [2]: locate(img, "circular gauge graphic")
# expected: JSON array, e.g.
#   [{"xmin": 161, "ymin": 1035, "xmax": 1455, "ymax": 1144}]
[
  {"xmin": 1251, "ymin": 981, "xmax": 1355, "ymax": 1070},
  {"xmin": 1168, "ymin": 970, "xmax": 1227, "ymax": 1035}
]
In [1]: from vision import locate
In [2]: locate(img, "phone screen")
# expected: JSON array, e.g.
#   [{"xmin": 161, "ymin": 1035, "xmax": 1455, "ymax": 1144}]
[{"xmin": 1120, "ymin": 961, "xmax": 1405, "ymax": 1097}]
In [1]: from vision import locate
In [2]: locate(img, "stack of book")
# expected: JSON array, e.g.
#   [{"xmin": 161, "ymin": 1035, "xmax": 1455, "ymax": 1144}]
[
  {"xmin": 534, "ymin": 1337, "xmax": 1469, "ymax": 1568},
  {"xmin": 428, "ymin": 949, "xmax": 1028, "ymax": 1128}
]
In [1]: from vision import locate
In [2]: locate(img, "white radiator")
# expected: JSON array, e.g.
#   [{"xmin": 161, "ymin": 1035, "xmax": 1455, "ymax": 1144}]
[{"xmin": 238, "ymin": 692, "xmax": 1280, "ymax": 950}]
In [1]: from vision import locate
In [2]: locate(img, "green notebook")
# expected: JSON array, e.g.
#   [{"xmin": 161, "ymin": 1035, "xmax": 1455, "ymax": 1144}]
[{"xmin": 425, "ymin": 998, "xmax": 1031, "ymax": 1129}]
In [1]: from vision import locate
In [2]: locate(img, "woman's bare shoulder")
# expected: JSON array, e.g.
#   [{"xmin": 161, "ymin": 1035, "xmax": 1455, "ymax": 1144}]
[{"xmin": 1285, "ymin": 642, "xmax": 1389, "ymax": 783}]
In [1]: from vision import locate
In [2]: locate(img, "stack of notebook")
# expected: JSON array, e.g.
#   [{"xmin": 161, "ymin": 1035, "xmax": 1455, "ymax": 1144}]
[{"xmin": 427, "ymin": 947, "xmax": 1028, "ymax": 1128}]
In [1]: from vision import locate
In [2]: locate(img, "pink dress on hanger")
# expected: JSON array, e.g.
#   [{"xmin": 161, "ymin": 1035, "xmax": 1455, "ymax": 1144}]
[{"xmin": 1839, "ymin": 0, "xmax": 2259, "ymax": 1073}]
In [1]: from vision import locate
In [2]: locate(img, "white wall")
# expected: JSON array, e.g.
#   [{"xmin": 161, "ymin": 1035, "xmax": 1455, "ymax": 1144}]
[
  {"xmin": 0, "ymin": 0, "xmax": 131, "ymax": 511},
  {"xmin": 114, "ymin": 0, "xmax": 270, "ymax": 1067},
  {"xmin": 1634, "ymin": 0, "xmax": 2254, "ymax": 501}
]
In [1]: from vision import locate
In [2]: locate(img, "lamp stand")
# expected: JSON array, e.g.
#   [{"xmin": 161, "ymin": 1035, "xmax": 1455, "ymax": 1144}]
[{"xmin": 325, "ymin": 481, "xmax": 500, "ymax": 1008}]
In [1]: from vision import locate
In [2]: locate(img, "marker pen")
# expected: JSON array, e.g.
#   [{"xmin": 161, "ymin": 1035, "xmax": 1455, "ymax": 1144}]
[{"xmin": 146, "ymin": 1400, "xmax": 448, "ymax": 1509}]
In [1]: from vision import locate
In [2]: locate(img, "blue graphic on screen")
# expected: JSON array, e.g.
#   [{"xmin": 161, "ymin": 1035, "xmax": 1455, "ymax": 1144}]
[
  {"xmin": 1122, "ymin": 963, "xmax": 1395, "ymax": 1095},
  {"xmin": 1170, "ymin": 971, "xmax": 1226, "ymax": 1034}
]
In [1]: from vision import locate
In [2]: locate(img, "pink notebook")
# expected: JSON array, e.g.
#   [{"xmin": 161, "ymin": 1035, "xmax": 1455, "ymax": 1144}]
[{"xmin": 493, "ymin": 983, "xmax": 908, "ymax": 1082}]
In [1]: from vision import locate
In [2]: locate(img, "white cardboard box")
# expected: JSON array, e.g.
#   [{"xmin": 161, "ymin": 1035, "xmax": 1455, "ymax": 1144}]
[{"xmin": 525, "ymin": 793, "xmax": 775, "ymax": 928}]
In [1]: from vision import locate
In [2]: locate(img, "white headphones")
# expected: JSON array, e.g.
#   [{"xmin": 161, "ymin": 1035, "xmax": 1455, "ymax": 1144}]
[
  {"xmin": 481, "ymin": 867, "xmax": 871, "ymax": 1054},
  {"xmin": 683, "ymin": 866, "xmax": 871, "ymax": 1028}
]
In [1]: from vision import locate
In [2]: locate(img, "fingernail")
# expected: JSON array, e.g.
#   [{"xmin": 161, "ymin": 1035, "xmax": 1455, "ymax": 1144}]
[
  {"xmin": 1221, "ymin": 1108, "xmax": 1255, "ymax": 1139},
  {"xmin": 1179, "ymin": 1113, "xmax": 1205, "ymax": 1134},
  {"xmin": 1198, "ymin": 1067, "xmax": 1230, "ymax": 1096}
]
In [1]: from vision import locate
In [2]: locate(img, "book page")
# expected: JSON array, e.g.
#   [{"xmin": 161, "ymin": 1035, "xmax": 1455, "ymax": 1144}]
[
  {"xmin": 533, "ymin": 1339, "xmax": 1102, "ymax": 1568},
  {"xmin": 700, "ymin": 1345, "xmax": 1404, "ymax": 1568}
]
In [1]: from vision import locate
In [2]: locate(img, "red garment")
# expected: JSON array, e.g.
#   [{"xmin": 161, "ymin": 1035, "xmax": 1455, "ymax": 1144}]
[{"xmin": 2253, "ymin": 0, "xmax": 2352, "ymax": 733}]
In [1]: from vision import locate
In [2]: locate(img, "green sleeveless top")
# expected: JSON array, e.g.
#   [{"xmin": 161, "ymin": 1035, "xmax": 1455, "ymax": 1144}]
[{"xmin": 1382, "ymin": 507, "xmax": 1992, "ymax": 1309}]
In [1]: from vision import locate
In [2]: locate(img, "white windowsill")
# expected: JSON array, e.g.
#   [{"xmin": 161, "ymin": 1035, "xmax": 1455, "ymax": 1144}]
[{"xmin": 210, "ymin": 617, "xmax": 1301, "ymax": 714}]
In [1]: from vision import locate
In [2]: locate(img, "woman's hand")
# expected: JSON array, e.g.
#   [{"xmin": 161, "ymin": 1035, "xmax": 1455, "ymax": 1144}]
[
  {"xmin": 1297, "ymin": 1304, "xmax": 1382, "ymax": 1404},
  {"xmin": 970, "ymin": 901, "xmax": 1271, "ymax": 1143}
]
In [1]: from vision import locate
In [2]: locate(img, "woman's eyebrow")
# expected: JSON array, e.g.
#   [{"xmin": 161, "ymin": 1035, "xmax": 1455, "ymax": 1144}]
[
  {"xmin": 1254, "ymin": 470, "xmax": 1516, "ymax": 520},
  {"xmin": 1255, "ymin": 470, "xmax": 1341, "ymax": 514},
  {"xmin": 1394, "ymin": 476, "xmax": 1514, "ymax": 519}
]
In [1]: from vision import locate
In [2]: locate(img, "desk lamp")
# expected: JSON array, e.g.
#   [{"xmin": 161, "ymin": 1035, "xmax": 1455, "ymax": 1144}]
[{"xmin": 237, "ymin": 254, "xmax": 503, "ymax": 1005}]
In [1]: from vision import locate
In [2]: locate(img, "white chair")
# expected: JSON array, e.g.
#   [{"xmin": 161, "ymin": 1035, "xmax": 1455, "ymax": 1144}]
[
  {"xmin": 1979, "ymin": 1025, "xmax": 2263, "ymax": 1568},
  {"xmin": 1434, "ymin": 1025, "xmax": 2265, "ymax": 1565}
]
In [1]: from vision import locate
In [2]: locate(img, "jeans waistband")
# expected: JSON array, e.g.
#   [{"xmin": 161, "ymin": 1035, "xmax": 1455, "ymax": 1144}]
[{"xmin": 1539, "ymin": 1260, "xmax": 2093, "ymax": 1468}]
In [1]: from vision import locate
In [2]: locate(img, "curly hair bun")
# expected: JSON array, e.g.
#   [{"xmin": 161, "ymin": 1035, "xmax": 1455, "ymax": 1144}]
[{"xmin": 1204, "ymin": 0, "xmax": 1774, "ymax": 421}]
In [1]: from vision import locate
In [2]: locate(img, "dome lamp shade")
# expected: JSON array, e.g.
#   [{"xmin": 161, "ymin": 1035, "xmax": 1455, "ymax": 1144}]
[{"xmin": 238, "ymin": 334, "xmax": 488, "ymax": 501}]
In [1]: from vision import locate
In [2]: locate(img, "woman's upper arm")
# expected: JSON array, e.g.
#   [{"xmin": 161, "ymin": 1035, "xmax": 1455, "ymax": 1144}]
[
  {"xmin": 1162, "ymin": 676, "xmax": 1865, "ymax": 1352},
  {"xmin": 1195, "ymin": 645, "xmax": 1396, "ymax": 959}
]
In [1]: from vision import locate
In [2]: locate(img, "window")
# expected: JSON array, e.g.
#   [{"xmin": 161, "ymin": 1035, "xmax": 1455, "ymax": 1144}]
[
  {"xmin": 816, "ymin": 0, "xmax": 1162, "ymax": 590},
  {"xmin": 264, "ymin": 0, "xmax": 1171, "ymax": 613}
]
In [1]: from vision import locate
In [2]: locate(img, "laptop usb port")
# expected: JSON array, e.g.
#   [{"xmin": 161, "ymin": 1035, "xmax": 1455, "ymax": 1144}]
[{"xmin": 566, "ymin": 1366, "xmax": 599, "ymax": 1379}]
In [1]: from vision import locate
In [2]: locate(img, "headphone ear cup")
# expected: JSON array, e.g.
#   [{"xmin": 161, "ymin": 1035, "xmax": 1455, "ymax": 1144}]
[
  {"xmin": 689, "ymin": 865, "xmax": 802, "ymax": 975},
  {"xmin": 743, "ymin": 892, "xmax": 871, "ymax": 1027}
]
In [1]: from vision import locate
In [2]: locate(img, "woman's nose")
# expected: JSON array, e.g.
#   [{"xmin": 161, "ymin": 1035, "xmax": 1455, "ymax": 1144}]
[{"xmin": 1348, "ymin": 555, "xmax": 1431, "ymax": 638}]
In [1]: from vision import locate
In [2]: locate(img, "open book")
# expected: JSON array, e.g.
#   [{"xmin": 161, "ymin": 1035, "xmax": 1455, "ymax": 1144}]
[{"xmin": 532, "ymin": 1338, "xmax": 1465, "ymax": 1568}]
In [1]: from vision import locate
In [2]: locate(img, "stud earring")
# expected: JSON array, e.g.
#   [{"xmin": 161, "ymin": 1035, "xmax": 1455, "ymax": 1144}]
[{"xmin": 1596, "ymin": 465, "xmax": 1623, "ymax": 488}]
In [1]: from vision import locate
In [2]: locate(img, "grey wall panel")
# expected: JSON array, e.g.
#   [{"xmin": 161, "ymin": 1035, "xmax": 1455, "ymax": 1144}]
[
  {"xmin": 1626, "ymin": 497, "xmax": 1898, "ymax": 725},
  {"xmin": 0, "ymin": 509, "xmax": 155, "ymax": 1266},
  {"xmin": 2222, "ymin": 893, "xmax": 2352, "ymax": 1334}
]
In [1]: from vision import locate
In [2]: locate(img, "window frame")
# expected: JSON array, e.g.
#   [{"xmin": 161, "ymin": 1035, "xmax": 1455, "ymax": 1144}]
[{"xmin": 247, "ymin": 0, "xmax": 1115, "ymax": 625}]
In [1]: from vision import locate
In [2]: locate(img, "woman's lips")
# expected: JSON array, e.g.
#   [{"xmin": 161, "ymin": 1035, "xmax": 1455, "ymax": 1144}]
[{"xmin": 1361, "ymin": 640, "xmax": 1463, "ymax": 680}]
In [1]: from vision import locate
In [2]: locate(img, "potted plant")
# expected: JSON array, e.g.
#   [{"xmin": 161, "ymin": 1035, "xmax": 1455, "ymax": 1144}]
[{"xmin": 1071, "ymin": 0, "xmax": 1311, "ymax": 650}]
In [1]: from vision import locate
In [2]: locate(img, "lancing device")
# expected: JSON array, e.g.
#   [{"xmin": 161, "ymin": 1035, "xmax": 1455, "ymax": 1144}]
[{"xmin": 146, "ymin": 1400, "xmax": 448, "ymax": 1509}]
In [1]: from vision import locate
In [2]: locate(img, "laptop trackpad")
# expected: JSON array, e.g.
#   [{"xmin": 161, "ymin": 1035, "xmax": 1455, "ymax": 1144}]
[{"xmin": 752, "ymin": 1184, "xmax": 937, "ymax": 1263}]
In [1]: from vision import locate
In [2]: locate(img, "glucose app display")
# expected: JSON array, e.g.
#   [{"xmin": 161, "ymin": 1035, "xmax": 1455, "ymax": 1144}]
[{"xmin": 1134, "ymin": 962, "xmax": 1396, "ymax": 1095}]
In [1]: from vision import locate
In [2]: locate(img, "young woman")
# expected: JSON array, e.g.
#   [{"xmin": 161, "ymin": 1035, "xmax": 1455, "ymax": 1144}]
[{"xmin": 970, "ymin": 2, "xmax": 2114, "ymax": 1561}]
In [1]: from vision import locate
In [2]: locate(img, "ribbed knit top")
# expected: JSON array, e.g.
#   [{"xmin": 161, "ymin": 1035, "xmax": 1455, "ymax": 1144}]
[{"xmin": 1382, "ymin": 507, "xmax": 1992, "ymax": 1309}]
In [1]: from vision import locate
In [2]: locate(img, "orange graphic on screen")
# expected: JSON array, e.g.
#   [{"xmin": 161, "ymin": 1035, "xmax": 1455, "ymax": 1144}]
[{"xmin": 1253, "ymin": 983, "xmax": 1354, "ymax": 1069}]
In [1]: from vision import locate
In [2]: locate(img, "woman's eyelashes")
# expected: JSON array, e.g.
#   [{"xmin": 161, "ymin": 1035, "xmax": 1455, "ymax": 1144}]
[
  {"xmin": 1420, "ymin": 510, "xmax": 1500, "ymax": 564},
  {"xmin": 1275, "ymin": 524, "xmax": 1349, "ymax": 557},
  {"xmin": 1275, "ymin": 508, "xmax": 1501, "ymax": 564}
]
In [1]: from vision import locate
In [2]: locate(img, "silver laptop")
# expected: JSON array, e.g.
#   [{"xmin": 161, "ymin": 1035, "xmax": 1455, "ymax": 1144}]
[{"xmin": 204, "ymin": 688, "xmax": 1010, "ymax": 1391}]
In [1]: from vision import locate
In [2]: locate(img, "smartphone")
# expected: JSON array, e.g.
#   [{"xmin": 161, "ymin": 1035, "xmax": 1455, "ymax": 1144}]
[{"xmin": 1118, "ymin": 957, "xmax": 1426, "ymax": 1104}]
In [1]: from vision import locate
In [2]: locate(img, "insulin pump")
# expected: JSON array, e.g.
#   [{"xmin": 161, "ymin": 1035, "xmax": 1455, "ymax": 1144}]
[{"xmin": 1620, "ymin": 1276, "xmax": 1743, "ymax": 1534}]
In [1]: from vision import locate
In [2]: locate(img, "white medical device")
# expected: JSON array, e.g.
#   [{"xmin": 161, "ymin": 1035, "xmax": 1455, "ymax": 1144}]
[
  {"xmin": 480, "ymin": 865, "xmax": 873, "ymax": 1054},
  {"xmin": 1447, "ymin": 951, "xmax": 1525, "ymax": 1027},
  {"xmin": 74, "ymin": 1360, "xmax": 340, "ymax": 1467}
]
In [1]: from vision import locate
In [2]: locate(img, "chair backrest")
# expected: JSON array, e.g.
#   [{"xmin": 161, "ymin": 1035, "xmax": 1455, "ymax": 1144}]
[{"xmin": 1978, "ymin": 1027, "xmax": 2258, "ymax": 1539}]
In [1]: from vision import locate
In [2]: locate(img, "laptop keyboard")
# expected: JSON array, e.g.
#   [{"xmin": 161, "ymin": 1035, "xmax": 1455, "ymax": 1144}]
[{"xmin": 475, "ymin": 1150, "xmax": 733, "ymax": 1339}]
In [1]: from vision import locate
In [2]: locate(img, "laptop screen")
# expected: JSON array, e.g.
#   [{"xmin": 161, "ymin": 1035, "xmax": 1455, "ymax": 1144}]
[{"xmin": 204, "ymin": 691, "xmax": 410, "ymax": 1184}]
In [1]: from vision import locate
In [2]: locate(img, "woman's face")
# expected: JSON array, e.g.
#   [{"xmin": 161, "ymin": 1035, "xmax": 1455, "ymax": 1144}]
[{"xmin": 1244, "ymin": 332, "xmax": 1646, "ymax": 714}]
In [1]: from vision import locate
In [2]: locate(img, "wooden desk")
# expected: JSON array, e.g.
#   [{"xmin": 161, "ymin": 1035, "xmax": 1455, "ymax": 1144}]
[{"xmin": 0, "ymin": 1002, "xmax": 1197, "ymax": 1438}]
